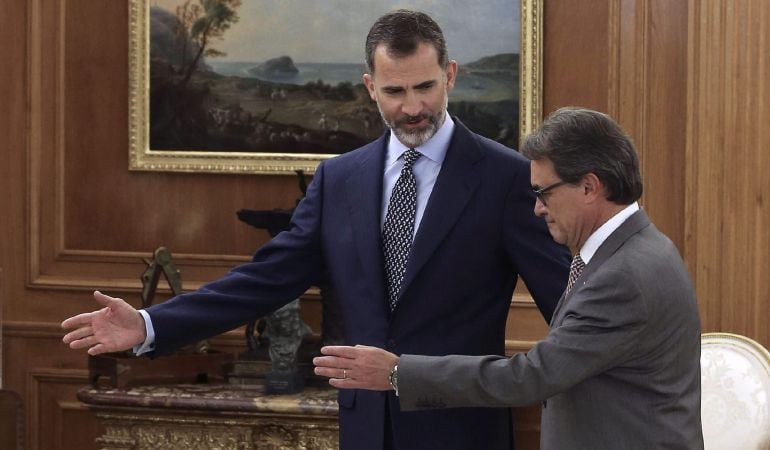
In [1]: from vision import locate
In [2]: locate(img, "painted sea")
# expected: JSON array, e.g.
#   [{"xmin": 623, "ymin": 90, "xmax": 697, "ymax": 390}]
[
  {"xmin": 207, "ymin": 61, "xmax": 515, "ymax": 103},
  {"xmin": 151, "ymin": 54, "xmax": 520, "ymax": 153}
]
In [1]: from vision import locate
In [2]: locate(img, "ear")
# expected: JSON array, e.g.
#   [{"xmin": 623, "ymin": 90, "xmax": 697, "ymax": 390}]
[
  {"xmin": 582, "ymin": 173, "xmax": 604, "ymax": 203},
  {"xmin": 445, "ymin": 60, "xmax": 458, "ymax": 91},
  {"xmin": 363, "ymin": 73, "xmax": 377, "ymax": 101}
]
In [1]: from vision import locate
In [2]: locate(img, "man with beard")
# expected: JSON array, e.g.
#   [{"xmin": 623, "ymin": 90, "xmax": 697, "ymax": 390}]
[
  {"xmin": 314, "ymin": 108, "xmax": 704, "ymax": 450},
  {"xmin": 62, "ymin": 10, "xmax": 570, "ymax": 450}
]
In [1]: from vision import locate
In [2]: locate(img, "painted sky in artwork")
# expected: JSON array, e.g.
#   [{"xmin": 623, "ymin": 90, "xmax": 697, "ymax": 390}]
[{"xmin": 151, "ymin": 0, "xmax": 520, "ymax": 64}]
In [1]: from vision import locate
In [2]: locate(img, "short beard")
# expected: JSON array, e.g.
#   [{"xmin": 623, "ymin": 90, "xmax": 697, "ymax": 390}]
[{"xmin": 377, "ymin": 96, "xmax": 448, "ymax": 148}]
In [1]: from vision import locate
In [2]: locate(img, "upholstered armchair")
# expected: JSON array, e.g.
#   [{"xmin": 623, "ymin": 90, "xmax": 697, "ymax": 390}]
[{"xmin": 701, "ymin": 332, "xmax": 770, "ymax": 450}]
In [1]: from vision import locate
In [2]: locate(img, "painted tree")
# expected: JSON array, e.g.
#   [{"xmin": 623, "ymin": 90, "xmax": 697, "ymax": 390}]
[{"xmin": 174, "ymin": 0, "xmax": 241, "ymax": 87}]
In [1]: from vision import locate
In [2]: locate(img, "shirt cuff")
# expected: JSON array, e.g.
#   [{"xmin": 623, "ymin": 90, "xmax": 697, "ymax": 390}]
[{"xmin": 133, "ymin": 309, "xmax": 156, "ymax": 355}]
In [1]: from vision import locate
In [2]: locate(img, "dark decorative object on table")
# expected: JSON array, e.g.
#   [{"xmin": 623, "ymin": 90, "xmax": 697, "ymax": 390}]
[
  {"xmin": 234, "ymin": 170, "xmax": 344, "ymax": 394},
  {"xmin": 263, "ymin": 299, "xmax": 312, "ymax": 394},
  {"xmin": 140, "ymin": 247, "xmax": 182, "ymax": 308},
  {"xmin": 88, "ymin": 247, "xmax": 232, "ymax": 388}
]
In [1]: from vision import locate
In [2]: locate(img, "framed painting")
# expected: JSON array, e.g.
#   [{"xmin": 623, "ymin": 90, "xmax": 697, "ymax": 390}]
[{"xmin": 128, "ymin": 0, "xmax": 542, "ymax": 174}]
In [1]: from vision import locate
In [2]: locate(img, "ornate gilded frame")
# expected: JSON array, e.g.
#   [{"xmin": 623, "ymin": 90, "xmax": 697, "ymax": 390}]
[{"xmin": 127, "ymin": 0, "xmax": 542, "ymax": 174}]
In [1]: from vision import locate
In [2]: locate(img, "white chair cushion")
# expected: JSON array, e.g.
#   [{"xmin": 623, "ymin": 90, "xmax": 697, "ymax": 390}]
[{"xmin": 701, "ymin": 333, "xmax": 770, "ymax": 450}]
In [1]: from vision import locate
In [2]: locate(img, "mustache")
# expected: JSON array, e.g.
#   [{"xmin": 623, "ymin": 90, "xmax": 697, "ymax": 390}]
[{"xmin": 396, "ymin": 113, "xmax": 430, "ymax": 126}]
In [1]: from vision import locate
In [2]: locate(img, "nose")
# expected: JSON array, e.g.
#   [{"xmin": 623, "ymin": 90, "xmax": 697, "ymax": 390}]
[
  {"xmin": 534, "ymin": 197, "xmax": 547, "ymax": 217},
  {"xmin": 401, "ymin": 91, "xmax": 422, "ymax": 117}
]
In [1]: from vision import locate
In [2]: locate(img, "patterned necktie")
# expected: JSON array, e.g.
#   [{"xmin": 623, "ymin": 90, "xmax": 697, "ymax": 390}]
[
  {"xmin": 383, "ymin": 148, "xmax": 422, "ymax": 311},
  {"xmin": 565, "ymin": 253, "xmax": 585, "ymax": 295}
]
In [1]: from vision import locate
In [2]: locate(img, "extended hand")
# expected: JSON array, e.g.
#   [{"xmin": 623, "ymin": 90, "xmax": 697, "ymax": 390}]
[
  {"xmin": 313, "ymin": 345, "xmax": 398, "ymax": 391},
  {"xmin": 61, "ymin": 291, "xmax": 147, "ymax": 355}
]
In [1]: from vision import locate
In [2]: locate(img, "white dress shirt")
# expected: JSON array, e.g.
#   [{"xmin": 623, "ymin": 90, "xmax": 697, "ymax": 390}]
[{"xmin": 577, "ymin": 202, "xmax": 640, "ymax": 264}]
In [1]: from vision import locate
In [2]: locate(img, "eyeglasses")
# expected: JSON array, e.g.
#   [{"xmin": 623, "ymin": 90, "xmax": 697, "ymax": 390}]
[{"xmin": 532, "ymin": 180, "xmax": 569, "ymax": 206}]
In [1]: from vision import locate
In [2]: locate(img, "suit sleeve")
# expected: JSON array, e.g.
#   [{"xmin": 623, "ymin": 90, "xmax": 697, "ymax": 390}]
[
  {"xmin": 145, "ymin": 162, "xmax": 328, "ymax": 355},
  {"xmin": 503, "ymin": 161, "xmax": 571, "ymax": 323},
  {"xmin": 397, "ymin": 268, "xmax": 648, "ymax": 410}
]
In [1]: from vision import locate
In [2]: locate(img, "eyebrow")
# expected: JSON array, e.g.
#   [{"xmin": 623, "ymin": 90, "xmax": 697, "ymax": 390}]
[
  {"xmin": 382, "ymin": 86, "xmax": 405, "ymax": 94},
  {"xmin": 381, "ymin": 79, "xmax": 437, "ymax": 94}
]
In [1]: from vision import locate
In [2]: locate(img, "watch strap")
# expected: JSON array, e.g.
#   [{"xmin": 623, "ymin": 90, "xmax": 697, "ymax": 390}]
[{"xmin": 389, "ymin": 364, "xmax": 399, "ymax": 396}]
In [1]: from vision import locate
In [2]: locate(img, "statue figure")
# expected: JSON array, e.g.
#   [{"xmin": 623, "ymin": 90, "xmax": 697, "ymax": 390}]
[
  {"xmin": 263, "ymin": 299, "xmax": 312, "ymax": 393},
  {"xmin": 233, "ymin": 170, "xmax": 344, "ymax": 393}
]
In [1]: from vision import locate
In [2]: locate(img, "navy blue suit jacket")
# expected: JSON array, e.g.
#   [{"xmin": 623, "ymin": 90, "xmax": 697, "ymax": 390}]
[{"xmin": 147, "ymin": 119, "xmax": 570, "ymax": 450}]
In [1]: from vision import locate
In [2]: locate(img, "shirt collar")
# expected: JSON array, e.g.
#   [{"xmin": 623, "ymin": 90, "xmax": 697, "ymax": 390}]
[
  {"xmin": 578, "ymin": 202, "xmax": 640, "ymax": 264},
  {"xmin": 385, "ymin": 115, "xmax": 454, "ymax": 166}
]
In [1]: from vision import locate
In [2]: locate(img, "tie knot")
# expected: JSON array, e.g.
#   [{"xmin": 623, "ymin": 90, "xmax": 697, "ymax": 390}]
[
  {"xmin": 570, "ymin": 253, "xmax": 585, "ymax": 273},
  {"xmin": 403, "ymin": 148, "xmax": 422, "ymax": 167}
]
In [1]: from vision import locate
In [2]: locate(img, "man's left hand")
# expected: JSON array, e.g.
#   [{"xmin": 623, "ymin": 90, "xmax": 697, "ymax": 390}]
[{"xmin": 313, "ymin": 345, "xmax": 398, "ymax": 391}]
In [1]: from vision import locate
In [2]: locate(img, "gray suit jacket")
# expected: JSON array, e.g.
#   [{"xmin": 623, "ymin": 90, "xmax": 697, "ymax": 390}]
[{"xmin": 399, "ymin": 210, "xmax": 704, "ymax": 449}]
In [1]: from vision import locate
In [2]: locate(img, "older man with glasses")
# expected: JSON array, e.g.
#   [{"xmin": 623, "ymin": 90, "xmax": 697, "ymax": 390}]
[{"xmin": 315, "ymin": 107, "xmax": 704, "ymax": 450}]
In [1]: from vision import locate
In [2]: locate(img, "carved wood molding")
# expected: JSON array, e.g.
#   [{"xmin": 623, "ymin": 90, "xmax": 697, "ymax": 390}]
[
  {"xmin": 25, "ymin": 368, "xmax": 90, "ymax": 450},
  {"xmin": 2, "ymin": 320, "xmax": 249, "ymax": 346},
  {"xmin": 25, "ymin": 12, "xmax": 253, "ymax": 288},
  {"xmin": 25, "ymin": 0, "xmax": 254, "ymax": 292},
  {"xmin": 4, "ymin": 321, "xmax": 64, "ymax": 339},
  {"xmin": 94, "ymin": 411, "xmax": 338, "ymax": 449}
]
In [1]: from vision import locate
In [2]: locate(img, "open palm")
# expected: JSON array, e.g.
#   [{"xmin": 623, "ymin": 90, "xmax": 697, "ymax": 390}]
[{"xmin": 61, "ymin": 291, "xmax": 146, "ymax": 355}]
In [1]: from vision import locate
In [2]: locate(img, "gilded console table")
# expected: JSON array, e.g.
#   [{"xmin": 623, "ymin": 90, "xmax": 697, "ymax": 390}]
[{"xmin": 78, "ymin": 382, "xmax": 339, "ymax": 450}]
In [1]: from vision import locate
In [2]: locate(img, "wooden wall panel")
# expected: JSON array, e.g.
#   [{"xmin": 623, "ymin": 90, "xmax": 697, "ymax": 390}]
[
  {"xmin": 630, "ymin": 0, "xmax": 688, "ymax": 248},
  {"xmin": 27, "ymin": 369, "xmax": 100, "ymax": 450},
  {"xmin": 0, "ymin": 0, "xmax": 29, "ymax": 323},
  {"xmin": 3, "ymin": 323, "xmax": 99, "ymax": 449},
  {"xmin": 544, "ymin": 0, "xmax": 688, "ymax": 251},
  {"xmin": 543, "ymin": 0, "xmax": 610, "ymax": 112},
  {"xmin": 686, "ymin": 0, "xmax": 770, "ymax": 346}
]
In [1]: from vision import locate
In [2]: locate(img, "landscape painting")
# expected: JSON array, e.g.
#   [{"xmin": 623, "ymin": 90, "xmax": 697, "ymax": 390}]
[{"xmin": 129, "ymin": 0, "xmax": 537, "ymax": 174}]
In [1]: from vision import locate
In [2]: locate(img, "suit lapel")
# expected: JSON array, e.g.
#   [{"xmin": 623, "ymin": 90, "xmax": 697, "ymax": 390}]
[
  {"xmin": 549, "ymin": 209, "xmax": 652, "ymax": 326},
  {"xmin": 580, "ymin": 209, "xmax": 651, "ymax": 281},
  {"xmin": 397, "ymin": 120, "xmax": 483, "ymax": 304},
  {"xmin": 549, "ymin": 291, "xmax": 568, "ymax": 327},
  {"xmin": 345, "ymin": 134, "xmax": 388, "ymax": 305}
]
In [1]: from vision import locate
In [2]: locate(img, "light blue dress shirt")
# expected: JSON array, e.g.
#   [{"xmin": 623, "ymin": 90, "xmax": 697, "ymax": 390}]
[
  {"xmin": 135, "ymin": 116, "xmax": 455, "ymax": 355},
  {"xmin": 380, "ymin": 115, "xmax": 454, "ymax": 236}
]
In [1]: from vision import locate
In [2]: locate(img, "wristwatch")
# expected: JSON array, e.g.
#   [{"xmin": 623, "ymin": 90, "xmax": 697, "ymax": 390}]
[{"xmin": 389, "ymin": 364, "xmax": 399, "ymax": 396}]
